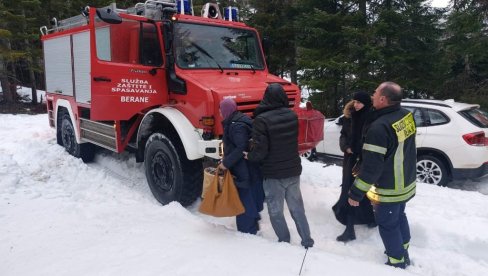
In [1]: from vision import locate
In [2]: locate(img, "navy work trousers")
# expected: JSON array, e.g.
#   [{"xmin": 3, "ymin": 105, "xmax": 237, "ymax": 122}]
[{"xmin": 373, "ymin": 202, "xmax": 411, "ymax": 260}]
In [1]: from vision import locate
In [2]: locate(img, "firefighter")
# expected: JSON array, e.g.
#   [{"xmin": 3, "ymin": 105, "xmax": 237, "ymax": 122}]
[{"xmin": 348, "ymin": 82, "xmax": 416, "ymax": 269}]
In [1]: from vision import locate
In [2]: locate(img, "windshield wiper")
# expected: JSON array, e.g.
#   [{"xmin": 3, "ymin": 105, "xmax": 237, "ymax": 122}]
[
  {"xmin": 249, "ymin": 64, "xmax": 256, "ymax": 74},
  {"xmin": 190, "ymin": 42, "xmax": 224, "ymax": 73}
]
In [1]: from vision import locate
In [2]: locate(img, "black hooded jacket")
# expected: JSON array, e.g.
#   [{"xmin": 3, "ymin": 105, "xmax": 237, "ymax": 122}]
[{"xmin": 247, "ymin": 84, "xmax": 302, "ymax": 179}]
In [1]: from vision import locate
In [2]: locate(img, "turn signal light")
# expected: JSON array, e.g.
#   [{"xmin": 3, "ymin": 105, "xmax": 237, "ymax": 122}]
[
  {"xmin": 462, "ymin": 131, "xmax": 488, "ymax": 146},
  {"xmin": 201, "ymin": 116, "xmax": 215, "ymax": 127}
]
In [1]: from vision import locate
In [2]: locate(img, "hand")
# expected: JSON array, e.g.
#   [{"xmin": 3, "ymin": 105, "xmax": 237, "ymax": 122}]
[
  {"xmin": 243, "ymin": 151, "xmax": 248, "ymax": 160},
  {"xmin": 346, "ymin": 148, "xmax": 353, "ymax": 154},
  {"xmin": 218, "ymin": 162, "xmax": 227, "ymax": 170},
  {"xmin": 348, "ymin": 198, "xmax": 359, "ymax": 207}
]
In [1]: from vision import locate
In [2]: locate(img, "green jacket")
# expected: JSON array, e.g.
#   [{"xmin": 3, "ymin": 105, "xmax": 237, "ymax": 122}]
[{"xmin": 349, "ymin": 104, "xmax": 417, "ymax": 204}]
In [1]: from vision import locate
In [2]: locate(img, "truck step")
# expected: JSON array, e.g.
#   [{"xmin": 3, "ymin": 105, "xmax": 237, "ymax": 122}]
[{"xmin": 80, "ymin": 118, "xmax": 117, "ymax": 151}]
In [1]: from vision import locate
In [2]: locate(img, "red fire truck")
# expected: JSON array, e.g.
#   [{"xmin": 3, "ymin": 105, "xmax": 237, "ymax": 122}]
[{"xmin": 41, "ymin": 1, "xmax": 324, "ymax": 206}]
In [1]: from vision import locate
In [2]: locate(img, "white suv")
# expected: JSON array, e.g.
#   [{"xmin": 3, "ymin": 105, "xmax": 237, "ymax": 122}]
[{"xmin": 315, "ymin": 99, "xmax": 488, "ymax": 186}]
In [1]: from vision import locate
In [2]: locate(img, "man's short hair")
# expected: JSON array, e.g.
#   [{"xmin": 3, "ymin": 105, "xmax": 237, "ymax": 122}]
[{"xmin": 380, "ymin": 82, "xmax": 403, "ymax": 105}]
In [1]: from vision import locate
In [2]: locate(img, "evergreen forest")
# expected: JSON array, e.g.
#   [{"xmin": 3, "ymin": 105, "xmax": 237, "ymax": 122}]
[{"xmin": 1, "ymin": 0, "xmax": 487, "ymax": 116}]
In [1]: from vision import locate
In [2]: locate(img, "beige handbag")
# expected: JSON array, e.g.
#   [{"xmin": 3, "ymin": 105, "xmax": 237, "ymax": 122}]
[{"xmin": 199, "ymin": 168, "xmax": 245, "ymax": 217}]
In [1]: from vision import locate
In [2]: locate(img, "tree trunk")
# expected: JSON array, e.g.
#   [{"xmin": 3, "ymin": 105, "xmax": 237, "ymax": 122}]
[
  {"xmin": 28, "ymin": 59, "xmax": 38, "ymax": 104},
  {"xmin": 22, "ymin": 8, "xmax": 38, "ymax": 104},
  {"xmin": 359, "ymin": 0, "xmax": 367, "ymax": 20},
  {"xmin": 0, "ymin": 40, "xmax": 15, "ymax": 103},
  {"xmin": 0, "ymin": 63, "xmax": 12, "ymax": 102}
]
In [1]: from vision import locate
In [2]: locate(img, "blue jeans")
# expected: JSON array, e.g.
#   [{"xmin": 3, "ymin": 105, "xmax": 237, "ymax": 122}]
[
  {"xmin": 373, "ymin": 202, "xmax": 411, "ymax": 261},
  {"xmin": 263, "ymin": 176, "xmax": 314, "ymax": 248}
]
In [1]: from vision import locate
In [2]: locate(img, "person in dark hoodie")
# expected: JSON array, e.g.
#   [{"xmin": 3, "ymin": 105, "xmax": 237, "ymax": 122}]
[
  {"xmin": 219, "ymin": 98, "xmax": 264, "ymax": 234},
  {"xmin": 332, "ymin": 92, "xmax": 376, "ymax": 243},
  {"xmin": 244, "ymin": 83, "xmax": 314, "ymax": 248}
]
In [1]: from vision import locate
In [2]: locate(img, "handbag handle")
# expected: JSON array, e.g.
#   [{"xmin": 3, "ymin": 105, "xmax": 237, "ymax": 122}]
[{"xmin": 213, "ymin": 166, "xmax": 223, "ymax": 193}]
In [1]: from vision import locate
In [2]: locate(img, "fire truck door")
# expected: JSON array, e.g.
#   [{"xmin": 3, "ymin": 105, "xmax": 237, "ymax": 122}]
[{"xmin": 90, "ymin": 19, "xmax": 168, "ymax": 121}]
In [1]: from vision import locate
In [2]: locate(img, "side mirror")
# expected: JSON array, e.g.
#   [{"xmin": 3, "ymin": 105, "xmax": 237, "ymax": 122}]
[
  {"xmin": 262, "ymin": 36, "xmax": 271, "ymax": 57},
  {"xmin": 96, "ymin": 8, "xmax": 122, "ymax": 24}
]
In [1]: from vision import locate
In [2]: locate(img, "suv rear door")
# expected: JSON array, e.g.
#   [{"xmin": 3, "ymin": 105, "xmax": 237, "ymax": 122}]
[{"xmin": 402, "ymin": 105, "xmax": 427, "ymax": 147}]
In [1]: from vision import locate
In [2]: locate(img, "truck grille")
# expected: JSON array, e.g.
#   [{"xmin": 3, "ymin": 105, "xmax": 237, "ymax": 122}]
[{"xmin": 236, "ymin": 91, "xmax": 298, "ymax": 117}]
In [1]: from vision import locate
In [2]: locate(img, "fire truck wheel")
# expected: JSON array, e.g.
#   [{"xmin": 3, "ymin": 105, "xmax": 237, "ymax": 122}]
[
  {"xmin": 144, "ymin": 133, "xmax": 202, "ymax": 206},
  {"xmin": 60, "ymin": 114, "xmax": 95, "ymax": 163}
]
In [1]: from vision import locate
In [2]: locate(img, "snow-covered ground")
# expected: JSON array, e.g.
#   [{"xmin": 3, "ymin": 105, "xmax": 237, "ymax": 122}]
[{"xmin": 1, "ymin": 114, "xmax": 488, "ymax": 276}]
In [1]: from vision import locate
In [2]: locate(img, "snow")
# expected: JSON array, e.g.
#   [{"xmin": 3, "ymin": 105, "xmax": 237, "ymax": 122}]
[
  {"xmin": 0, "ymin": 85, "xmax": 46, "ymax": 103},
  {"xmin": 429, "ymin": 0, "xmax": 449, "ymax": 8},
  {"xmin": 1, "ymin": 114, "xmax": 488, "ymax": 276}
]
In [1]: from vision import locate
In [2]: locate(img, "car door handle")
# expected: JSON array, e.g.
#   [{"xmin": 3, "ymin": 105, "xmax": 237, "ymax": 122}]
[{"xmin": 93, "ymin": 76, "xmax": 111, "ymax": 82}]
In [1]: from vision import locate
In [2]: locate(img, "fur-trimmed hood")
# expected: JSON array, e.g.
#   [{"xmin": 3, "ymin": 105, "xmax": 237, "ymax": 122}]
[{"xmin": 343, "ymin": 100, "xmax": 355, "ymax": 118}]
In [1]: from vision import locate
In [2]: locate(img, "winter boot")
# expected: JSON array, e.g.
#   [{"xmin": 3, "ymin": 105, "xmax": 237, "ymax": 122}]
[
  {"xmin": 385, "ymin": 256, "xmax": 406, "ymax": 269},
  {"xmin": 336, "ymin": 226, "xmax": 356, "ymax": 242},
  {"xmin": 367, "ymin": 222, "xmax": 377, "ymax": 228}
]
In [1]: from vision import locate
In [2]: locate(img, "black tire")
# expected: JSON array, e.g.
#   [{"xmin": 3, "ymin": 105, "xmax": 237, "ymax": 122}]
[
  {"xmin": 60, "ymin": 113, "xmax": 95, "ymax": 162},
  {"xmin": 144, "ymin": 133, "xmax": 202, "ymax": 206},
  {"xmin": 56, "ymin": 112, "xmax": 63, "ymax": 146},
  {"xmin": 416, "ymin": 155, "xmax": 448, "ymax": 186}
]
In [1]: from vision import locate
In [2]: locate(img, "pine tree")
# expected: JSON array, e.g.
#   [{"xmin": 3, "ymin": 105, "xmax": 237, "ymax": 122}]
[
  {"xmin": 372, "ymin": 0, "xmax": 443, "ymax": 97},
  {"xmin": 247, "ymin": 0, "xmax": 300, "ymax": 82},
  {"xmin": 440, "ymin": 0, "xmax": 488, "ymax": 108},
  {"xmin": 297, "ymin": 0, "xmax": 369, "ymax": 116}
]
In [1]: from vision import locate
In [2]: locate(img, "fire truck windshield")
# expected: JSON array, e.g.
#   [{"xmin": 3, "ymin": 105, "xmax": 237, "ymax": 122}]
[{"xmin": 173, "ymin": 22, "xmax": 265, "ymax": 70}]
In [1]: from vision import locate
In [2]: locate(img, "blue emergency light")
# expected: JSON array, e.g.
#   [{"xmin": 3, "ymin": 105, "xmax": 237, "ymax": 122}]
[
  {"xmin": 224, "ymin": 6, "xmax": 239, "ymax": 22},
  {"xmin": 177, "ymin": 0, "xmax": 193, "ymax": 15}
]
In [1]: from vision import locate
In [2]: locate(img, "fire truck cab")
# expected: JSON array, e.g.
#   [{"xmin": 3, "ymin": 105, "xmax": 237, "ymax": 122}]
[{"xmin": 41, "ymin": 0, "xmax": 324, "ymax": 206}]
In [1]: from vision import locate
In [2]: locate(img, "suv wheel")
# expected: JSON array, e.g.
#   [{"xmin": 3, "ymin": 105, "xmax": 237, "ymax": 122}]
[{"xmin": 416, "ymin": 155, "xmax": 448, "ymax": 187}]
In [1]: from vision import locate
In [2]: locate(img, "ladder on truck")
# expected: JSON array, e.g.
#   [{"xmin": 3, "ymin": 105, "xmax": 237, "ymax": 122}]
[{"xmin": 40, "ymin": 0, "xmax": 179, "ymax": 35}]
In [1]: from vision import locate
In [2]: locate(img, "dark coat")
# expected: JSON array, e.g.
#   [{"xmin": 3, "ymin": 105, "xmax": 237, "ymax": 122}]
[
  {"xmin": 339, "ymin": 101, "xmax": 356, "ymax": 193},
  {"xmin": 221, "ymin": 111, "xmax": 265, "ymax": 232},
  {"xmin": 247, "ymin": 84, "xmax": 302, "ymax": 179},
  {"xmin": 333, "ymin": 101, "xmax": 375, "ymax": 225},
  {"xmin": 222, "ymin": 111, "xmax": 261, "ymax": 189}
]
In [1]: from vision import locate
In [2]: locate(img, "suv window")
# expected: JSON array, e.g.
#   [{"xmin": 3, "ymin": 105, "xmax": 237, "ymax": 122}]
[
  {"xmin": 403, "ymin": 107, "xmax": 425, "ymax": 127},
  {"xmin": 426, "ymin": 109, "xmax": 449, "ymax": 126},
  {"xmin": 459, "ymin": 107, "xmax": 488, "ymax": 128},
  {"xmin": 403, "ymin": 106, "xmax": 449, "ymax": 127}
]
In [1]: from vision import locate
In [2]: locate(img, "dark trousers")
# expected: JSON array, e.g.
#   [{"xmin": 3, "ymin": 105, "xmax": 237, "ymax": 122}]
[
  {"xmin": 373, "ymin": 202, "xmax": 410, "ymax": 261},
  {"xmin": 236, "ymin": 187, "xmax": 259, "ymax": 234}
]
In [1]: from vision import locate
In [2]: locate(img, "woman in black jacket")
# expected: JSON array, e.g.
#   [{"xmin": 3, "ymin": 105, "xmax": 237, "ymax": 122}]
[
  {"xmin": 218, "ymin": 98, "xmax": 264, "ymax": 234},
  {"xmin": 332, "ymin": 91, "xmax": 375, "ymax": 242}
]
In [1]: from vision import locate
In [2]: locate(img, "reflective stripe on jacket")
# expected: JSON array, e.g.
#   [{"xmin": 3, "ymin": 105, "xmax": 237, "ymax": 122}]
[{"xmin": 349, "ymin": 104, "xmax": 417, "ymax": 204}]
